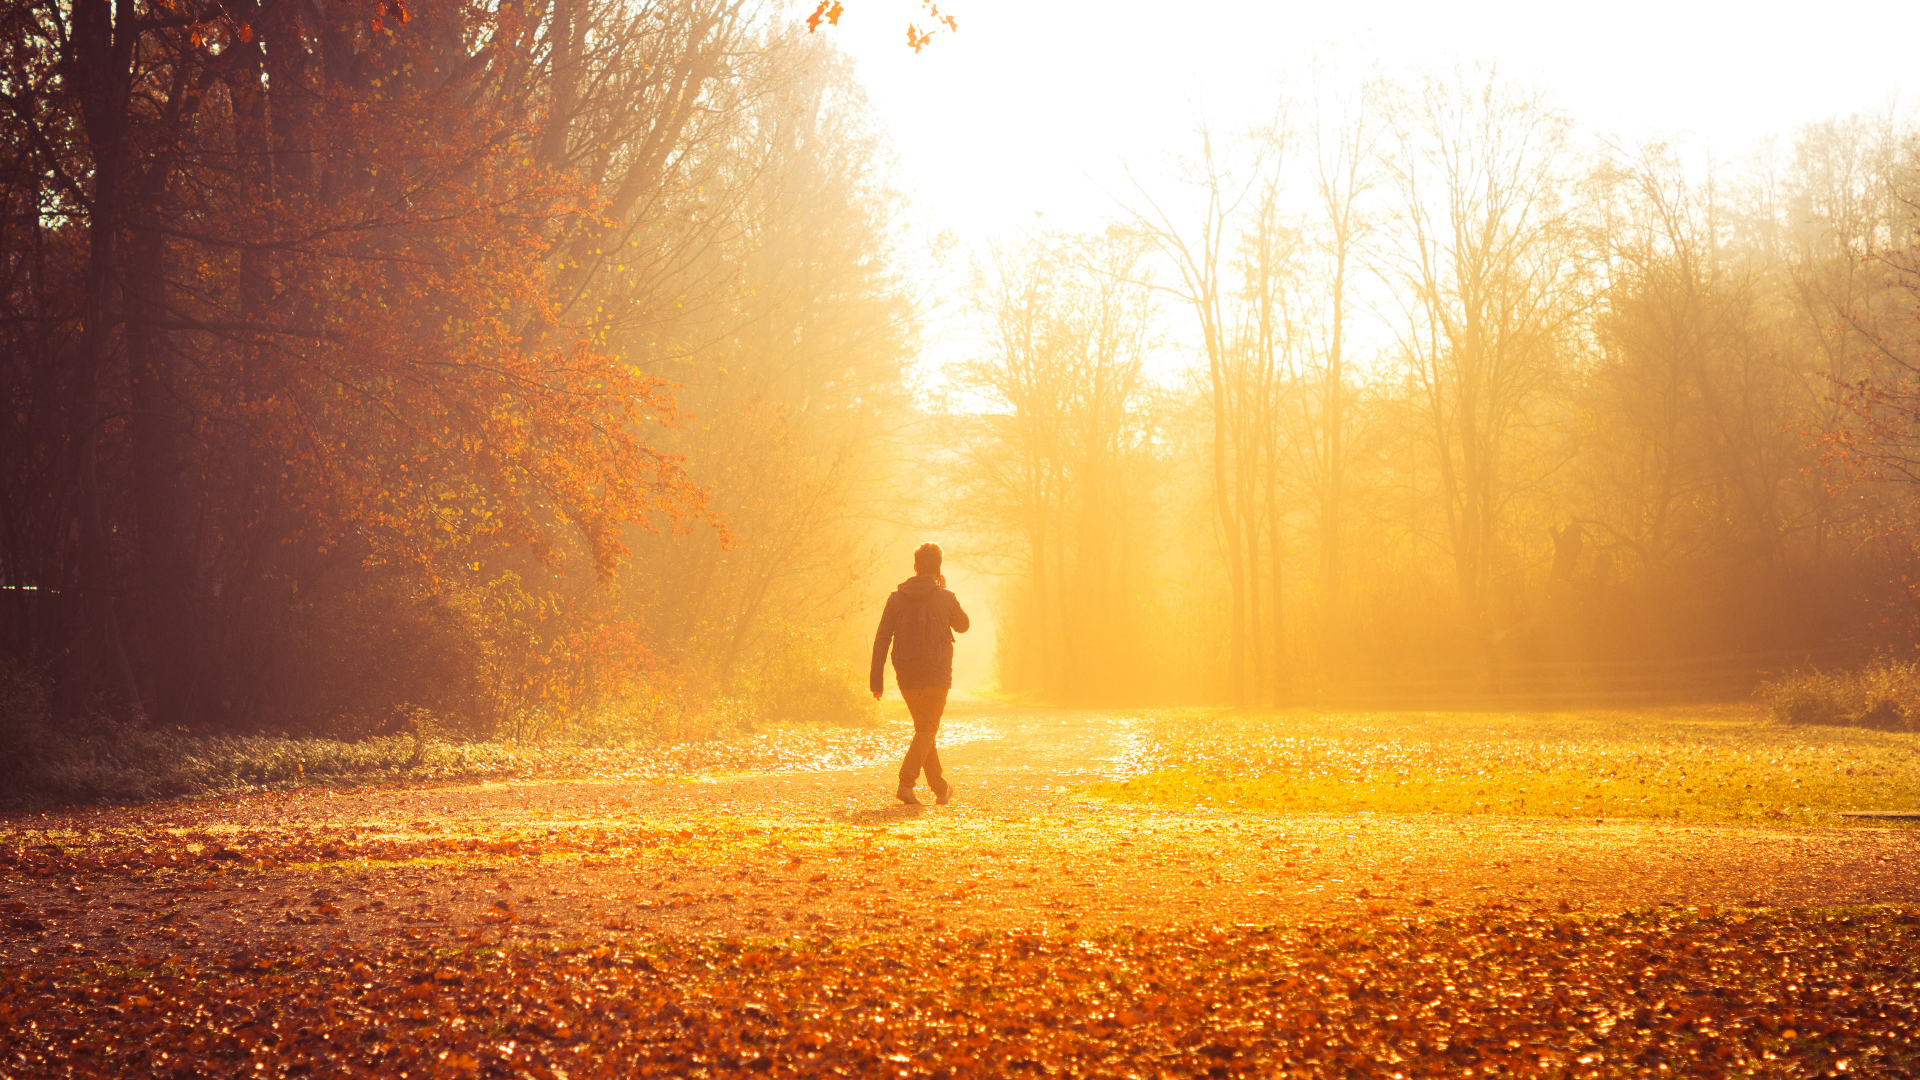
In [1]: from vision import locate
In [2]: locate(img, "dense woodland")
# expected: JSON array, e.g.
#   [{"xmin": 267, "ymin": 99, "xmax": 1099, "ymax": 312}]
[
  {"xmin": 0, "ymin": 0, "xmax": 912, "ymax": 738},
  {"xmin": 953, "ymin": 79, "xmax": 1920, "ymax": 706},
  {"xmin": 4, "ymin": 0, "xmax": 1920, "ymax": 738}
]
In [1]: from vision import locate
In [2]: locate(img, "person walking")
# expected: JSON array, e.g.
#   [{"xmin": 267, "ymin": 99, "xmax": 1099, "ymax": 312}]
[{"xmin": 871, "ymin": 542, "xmax": 970, "ymax": 805}]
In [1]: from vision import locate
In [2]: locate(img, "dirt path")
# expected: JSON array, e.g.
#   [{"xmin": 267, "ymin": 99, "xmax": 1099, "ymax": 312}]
[{"xmin": 5, "ymin": 698, "xmax": 1919, "ymax": 966}]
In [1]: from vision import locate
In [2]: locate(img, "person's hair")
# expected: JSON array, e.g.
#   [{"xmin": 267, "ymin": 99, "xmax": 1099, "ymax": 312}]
[{"xmin": 914, "ymin": 542, "xmax": 943, "ymax": 575}]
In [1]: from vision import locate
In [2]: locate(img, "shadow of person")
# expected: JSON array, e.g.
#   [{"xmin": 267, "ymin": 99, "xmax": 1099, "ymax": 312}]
[{"xmin": 834, "ymin": 803, "xmax": 925, "ymax": 825}]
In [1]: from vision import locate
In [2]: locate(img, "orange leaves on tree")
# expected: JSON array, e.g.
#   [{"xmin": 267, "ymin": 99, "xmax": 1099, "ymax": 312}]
[
  {"xmin": 184, "ymin": 24, "xmax": 713, "ymax": 589},
  {"xmin": 450, "ymin": 571, "xmax": 667, "ymax": 741},
  {"xmin": 183, "ymin": 16, "xmax": 257, "ymax": 49},
  {"xmin": 125, "ymin": 0, "xmax": 722, "ymax": 731},
  {"xmin": 807, "ymin": 1, "xmax": 956, "ymax": 48},
  {"xmin": 805, "ymin": 0, "xmax": 843, "ymax": 33}
]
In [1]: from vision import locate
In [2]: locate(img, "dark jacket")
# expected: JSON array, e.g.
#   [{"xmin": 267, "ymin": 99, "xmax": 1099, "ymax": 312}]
[{"xmin": 871, "ymin": 575, "xmax": 970, "ymax": 693}]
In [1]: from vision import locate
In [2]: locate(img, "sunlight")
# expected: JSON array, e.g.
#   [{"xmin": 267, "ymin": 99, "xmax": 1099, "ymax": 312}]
[
  {"xmin": 4, "ymin": 1, "xmax": 1918, "ymax": 1075},
  {"xmin": 835, "ymin": 0, "xmax": 1914, "ymax": 242}
]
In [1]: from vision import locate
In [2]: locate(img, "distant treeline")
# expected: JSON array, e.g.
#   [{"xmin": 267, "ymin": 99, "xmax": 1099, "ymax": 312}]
[
  {"xmin": 941, "ymin": 73, "xmax": 1920, "ymax": 705},
  {"xmin": 0, "ymin": 0, "xmax": 910, "ymax": 736}
]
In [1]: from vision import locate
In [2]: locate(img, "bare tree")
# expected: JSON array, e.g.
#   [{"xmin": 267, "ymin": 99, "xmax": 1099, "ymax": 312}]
[
  {"xmin": 949, "ymin": 230, "xmax": 1156, "ymax": 699},
  {"xmin": 1125, "ymin": 130, "xmax": 1267, "ymax": 701},
  {"xmin": 1305, "ymin": 82, "xmax": 1381, "ymax": 640},
  {"xmin": 1380, "ymin": 67, "xmax": 1584, "ymax": 652},
  {"xmin": 1582, "ymin": 146, "xmax": 1804, "ymax": 574}
]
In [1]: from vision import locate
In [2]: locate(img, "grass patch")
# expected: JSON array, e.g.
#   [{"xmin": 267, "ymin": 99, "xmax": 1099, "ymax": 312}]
[
  {"xmin": 0, "ymin": 725, "xmax": 607, "ymax": 809},
  {"xmin": 1, "ymin": 712, "xmax": 906, "ymax": 811},
  {"xmin": 0, "ymin": 649, "xmax": 887, "ymax": 810},
  {"xmin": 1088, "ymin": 705, "xmax": 1920, "ymax": 826}
]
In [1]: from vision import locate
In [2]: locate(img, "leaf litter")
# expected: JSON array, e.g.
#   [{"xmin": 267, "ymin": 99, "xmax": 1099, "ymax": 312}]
[
  {"xmin": 5, "ymin": 909, "xmax": 1918, "ymax": 1077},
  {"xmin": 4, "ymin": 702, "xmax": 1920, "ymax": 1076}
]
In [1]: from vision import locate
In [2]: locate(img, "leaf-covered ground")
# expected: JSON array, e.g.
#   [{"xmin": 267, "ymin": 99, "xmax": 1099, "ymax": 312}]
[
  {"xmin": 7, "ymin": 909, "xmax": 1919, "ymax": 1079},
  {"xmin": 4, "ymin": 700, "xmax": 1919, "ymax": 1077}
]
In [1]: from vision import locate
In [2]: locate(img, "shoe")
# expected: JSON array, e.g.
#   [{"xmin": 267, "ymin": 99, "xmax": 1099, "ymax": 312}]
[
  {"xmin": 896, "ymin": 784, "xmax": 921, "ymax": 805},
  {"xmin": 933, "ymin": 780, "xmax": 953, "ymax": 806}
]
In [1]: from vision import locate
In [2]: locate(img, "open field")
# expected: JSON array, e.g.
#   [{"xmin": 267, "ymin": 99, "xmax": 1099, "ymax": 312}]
[
  {"xmin": 4, "ymin": 699, "xmax": 1919, "ymax": 1077},
  {"xmin": 1090, "ymin": 705, "xmax": 1920, "ymax": 827}
]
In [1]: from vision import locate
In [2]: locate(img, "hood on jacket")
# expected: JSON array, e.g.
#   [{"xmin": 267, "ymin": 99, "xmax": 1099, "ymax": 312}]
[{"xmin": 896, "ymin": 574, "xmax": 943, "ymax": 595}]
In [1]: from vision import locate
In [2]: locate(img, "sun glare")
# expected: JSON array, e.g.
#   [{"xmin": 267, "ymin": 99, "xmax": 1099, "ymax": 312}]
[{"xmin": 4, "ymin": 1, "xmax": 1919, "ymax": 1075}]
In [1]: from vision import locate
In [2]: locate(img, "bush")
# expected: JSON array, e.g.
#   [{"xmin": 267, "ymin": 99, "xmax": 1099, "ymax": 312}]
[
  {"xmin": 752, "ymin": 630, "xmax": 880, "ymax": 728},
  {"xmin": 1757, "ymin": 660, "xmax": 1920, "ymax": 732},
  {"xmin": 0, "ymin": 658, "xmax": 54, "ymax": 783}
]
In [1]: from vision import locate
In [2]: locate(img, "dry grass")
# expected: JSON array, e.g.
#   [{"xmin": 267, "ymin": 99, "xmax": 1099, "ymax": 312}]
[
  {"xmin": 1090, "ymin": 705, "xmax": 1920, "ymax": 826},
  {"xmin": 1757, "ymin": 660, "xmax": 1920, "ymax": 731}
]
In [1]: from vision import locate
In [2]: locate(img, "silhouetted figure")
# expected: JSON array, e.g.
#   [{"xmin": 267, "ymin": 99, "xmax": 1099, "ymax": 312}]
[
  {"xmin": 1551, "ymin": 522, "xmax": 1584, "ymax": 584},
  {"xmin": 871, "ymin": 542, "xmax": 970, "ymax": 805}
]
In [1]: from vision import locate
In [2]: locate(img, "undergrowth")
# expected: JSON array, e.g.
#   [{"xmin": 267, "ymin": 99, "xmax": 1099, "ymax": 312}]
[
  {"xmin": 0, "ymin": 657, "xmax": 883, "ymax": 811},
  {"xmin": 1756, "ymin": 659, "xmax": 1920, "ymax": 731}
]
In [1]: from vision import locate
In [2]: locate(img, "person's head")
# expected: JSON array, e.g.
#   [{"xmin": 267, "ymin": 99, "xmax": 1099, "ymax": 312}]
[{"xmin": 913, "ymin": 542, "xmax": 943, "ymax": 577}]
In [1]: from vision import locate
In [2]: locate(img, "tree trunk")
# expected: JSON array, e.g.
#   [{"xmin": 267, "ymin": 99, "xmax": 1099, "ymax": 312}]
[
  {"xmin": 1323, "ymin": 248, "xmax": 1345, "ymax": 646},
  {"xmin": 1206, "ymin": 312, "xmax": 1247, "ymax": 702},
  {"xmin": 125, "ymin": 229, "xmax": 202, "ymax": 727},
  {"xmin": 69, "ymin": 0, "xmax": 147, "ymax": 720}
]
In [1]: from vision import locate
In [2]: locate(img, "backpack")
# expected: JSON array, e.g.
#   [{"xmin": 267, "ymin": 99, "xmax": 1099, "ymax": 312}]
[{"xmin": 891, "ymin": 591, "xmax": 948, "ymax": 661}]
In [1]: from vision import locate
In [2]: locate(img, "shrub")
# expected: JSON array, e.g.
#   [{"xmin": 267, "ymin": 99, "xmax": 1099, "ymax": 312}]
[
  {"xmin": 1756, "ymin": 660, "xmax": 1920, "ymax": 732},
  {"xmin": 0, "ymin": 658, "xmax": 54, "ymax": 783},
  {"xmin": 752, "ymin": 629, "xmax": 879, "ymax": 728}
]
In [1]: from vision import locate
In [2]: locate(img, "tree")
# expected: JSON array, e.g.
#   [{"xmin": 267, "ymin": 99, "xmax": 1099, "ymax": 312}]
[
  {"xmin": 1126, "ymin": 130, "xmax": 1267, "ymax": 701},
  {"xmin": 1380, "ymin": 68, "xmax": 1583, "ymax": 655},
  {"xmin": 804, "ymin": 0, "xmax": 957, "ymax": 52},
  {"xmin": 1302, "ymin": 81, "xmax": 1381, "ymax": 644},
  {"xmin": 1583, "ymin": 146, "xmax": 1799, "ymax": 573},
  {"xmin": 607, "ymin": 31, "xmax": 916, "ymax": 697},
  {"xmin": 0, "ymin": 0, "xmax": 794, "ymax": 730},
  {"xmin": 949, "ymin": 229, "xmax": 1156, "ymax": 699}
]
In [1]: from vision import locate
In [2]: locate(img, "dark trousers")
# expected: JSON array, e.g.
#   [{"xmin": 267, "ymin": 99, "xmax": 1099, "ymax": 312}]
[{"xmin": 898, "ymin": 686, "xmax": 948, "ymax": 790}]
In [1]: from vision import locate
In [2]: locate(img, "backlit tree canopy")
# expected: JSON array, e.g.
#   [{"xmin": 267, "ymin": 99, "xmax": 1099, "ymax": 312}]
[{"xmin": 0, "ymin": 0, "xmax": 908, "ymax": 733}]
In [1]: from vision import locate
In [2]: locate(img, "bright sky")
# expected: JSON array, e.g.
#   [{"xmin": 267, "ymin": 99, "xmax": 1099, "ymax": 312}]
[{"xmin": 831, "ymin": 0, "xmax": 1916, "ymax": 242}]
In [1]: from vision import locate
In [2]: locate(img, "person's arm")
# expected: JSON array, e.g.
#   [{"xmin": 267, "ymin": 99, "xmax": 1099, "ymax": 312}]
[
  {"xmin": 949, "ymin": 591, "xmax": 970, "ymax": 634},
  {"xmin": 870, "ymin": 595, "xmax": 897, "ymax": 697}
]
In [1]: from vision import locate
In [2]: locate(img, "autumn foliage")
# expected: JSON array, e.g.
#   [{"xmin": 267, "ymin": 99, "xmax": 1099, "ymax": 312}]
[{"xmin": 0, "ymin": 0, "xmax": 907, "ymax": 738}]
